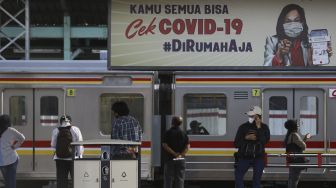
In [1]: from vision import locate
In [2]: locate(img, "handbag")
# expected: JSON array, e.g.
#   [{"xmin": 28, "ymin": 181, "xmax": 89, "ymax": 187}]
[{"xmin": 286, "ymin": 133, "xmax": 306, "ymax": 163}]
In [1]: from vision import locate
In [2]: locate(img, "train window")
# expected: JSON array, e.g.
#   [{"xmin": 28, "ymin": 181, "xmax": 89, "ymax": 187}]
[
  {"xmin": 269, "ymin": 96, "xmax": 288, "ymax": 135},
  {"xmin": 183, "ymin": 94, "xmax": 227, "ymax": 136},
  {"xmin": 9, "ymin": 96, "xmax": 26, "ymax": 126},
  {"xmin": 100, "ymin": 94, "xmax": 144, "ymax": 135},
  {"xmin": 40, "ymin": 96, "xmax": 59, "ymax": 126},
  {"xmin": 299, "ymin": 96, "xmax": 318, "ymax": 136}
]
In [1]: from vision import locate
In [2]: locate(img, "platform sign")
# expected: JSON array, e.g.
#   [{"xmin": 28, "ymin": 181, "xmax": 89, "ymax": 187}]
[
  {"xmin": 108, "ymin": 0, "xmax": 336, "ymax": 70},
  {"xmin": 329, "ymin": 89, "xmax": 336, "ymax": 98},
  {"xmin": 67, "ymin": 89, "xmax": 75, "ymax": 97},
  {"xmin": 252, "ymin": 89, "xmax": 261, "ymax": 97}
]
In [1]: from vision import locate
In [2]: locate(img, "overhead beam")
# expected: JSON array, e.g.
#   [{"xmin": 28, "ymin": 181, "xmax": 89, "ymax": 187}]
[{"xmin": 1, "ymin": 26, "xmax": 108, "ymax": 39}]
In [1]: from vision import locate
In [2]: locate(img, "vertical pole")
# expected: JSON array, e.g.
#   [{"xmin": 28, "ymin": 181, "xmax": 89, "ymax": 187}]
[
  {"xmin": 25, "ymin": 0, "xmax": 30, "ymax": 60},
  {"xmin": 63, "ymin": 15, "xmax": 71, "ymax": 60}
]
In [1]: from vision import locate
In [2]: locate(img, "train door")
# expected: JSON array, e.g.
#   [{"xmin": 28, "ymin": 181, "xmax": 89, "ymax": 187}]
[
  {"xmin": 3, "ymin": 89, "xmax": 34, "ymax": 172},
  {"xmin": 263, "ymin": 89, "xmax": 325, "ymax": 174},
  {"xmin": 34, "ymin": 89, "xmax": 64, "ymax": 173},
  {"xmin": 2, "ymin": 88, "xmax": 64, "ymax": 174}
]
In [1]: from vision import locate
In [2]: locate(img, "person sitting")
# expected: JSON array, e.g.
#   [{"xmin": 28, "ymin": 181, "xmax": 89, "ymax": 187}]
[{"xmin": 186, "ymin": 120, "xmax": 209, "ymax": 135}]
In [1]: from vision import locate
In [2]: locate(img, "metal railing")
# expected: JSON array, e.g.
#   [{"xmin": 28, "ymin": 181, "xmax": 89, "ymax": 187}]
[{"xmin": 266, "ymin": 153, "xmax": 336, "ymax": 168}]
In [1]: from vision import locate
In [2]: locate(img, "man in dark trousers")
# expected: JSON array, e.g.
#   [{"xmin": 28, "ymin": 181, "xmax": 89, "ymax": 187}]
[
  {"xmin": 163, "ymin": 116, "xmax": 190, "ymax": 188},
  {"xmin": 234, "ymin": 106, "xmax": 270, "ymax": 188}
]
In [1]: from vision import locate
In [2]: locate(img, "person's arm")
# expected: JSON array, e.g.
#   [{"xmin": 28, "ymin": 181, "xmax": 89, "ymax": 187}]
[
  {"xmin": 162, "ymin": 143, "xmax": 179, "ymax": 158},
  {"xmin": 234, "ymin": 125, "xmax": 245, "ymax": 148},
  {"xmin": 11, "ymin": 128, "xmax": 25, "ymax": 149},
  {"xmin": 200, "ymin": 126, "xmax": 209, "ymax": 135},
  {"xmin": 293, "ymin": 133, "xmax": 306, "ymax": 150},
  {"xmin": 73, "ymin": 126, "xmax": 84, "ymax": 157},
  {"xmin": 111, "ymin": 119, "xmax": 119, "ymax": 139},
  {"xmin": 50, "ymin": 128, "xmax": 58, "ymax": 149},
  {"xmin": 256, "ymin": 124, "xmax": 270, "ymax": 145},
  {"xmin": 264, "ymin": 36, "xmax": 279, "ymax": 66},
  {"xmin": 180, "ymin": 144, "xmax": 190, "ymax": 158}
]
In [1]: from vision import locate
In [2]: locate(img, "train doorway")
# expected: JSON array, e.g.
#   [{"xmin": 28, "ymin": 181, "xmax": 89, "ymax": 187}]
[
  {"xmin": 263, "ymin": 89, "xmax": 325, "ymax": 174},
  {"xmin": 263, "ymin": 89, "xmax": 324, "ymax": 141},
  {"xmin": 2, "ymin": 88, "xmax": 64, "ymax": 175}
]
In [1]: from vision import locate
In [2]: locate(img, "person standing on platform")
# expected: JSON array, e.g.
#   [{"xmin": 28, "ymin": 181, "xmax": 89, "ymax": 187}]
[
  {"xmin": 111, "ymin": 101, "xmax": 142, "ymax": 158},
  {"xmin": 163, "ymin": 116, "xmax": 190, "ymax": 188},
  {"xmin": 51, "ymin": 115, "xmax": 84, "ymax": 188},
  {"xmin": 284, "ymin": 119, "xmax": 310, "ymax": 188},
  {"xmin": 234, "ymin": 106, "xmax": 270, "ymax": 188},
  {"xmin": 0, "ymin": 114, "xmax": 25, "ymax": 188}
]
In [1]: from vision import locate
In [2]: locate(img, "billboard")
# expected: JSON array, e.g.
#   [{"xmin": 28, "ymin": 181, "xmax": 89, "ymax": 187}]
[{"xmin": 108, "ymin": 0, "xmax": 335, "ymax": 69}]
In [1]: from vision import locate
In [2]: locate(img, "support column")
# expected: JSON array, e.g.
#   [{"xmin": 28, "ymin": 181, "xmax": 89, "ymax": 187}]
[
  {"xmin": 63, "ymin": 15, "xmax": 71, "ymax": 60},
  {"xmin": 25, "ymin": 0, "xmax": 30, "ymax": 60}
]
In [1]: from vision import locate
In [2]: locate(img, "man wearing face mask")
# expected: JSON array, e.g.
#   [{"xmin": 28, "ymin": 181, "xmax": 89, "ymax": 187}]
[
  {"xmin": 234, "ymin": 106, "xmax": 270, "ymax": 188},
  {"xmin": 264, "ymin": 4, "xmax": 332, "ymax": 66}
]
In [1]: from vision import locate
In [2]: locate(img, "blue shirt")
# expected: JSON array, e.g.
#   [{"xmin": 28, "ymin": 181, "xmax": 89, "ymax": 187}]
[{"xmin": 111, "ymin": 115, "xmax": 142, "ymax": 142}]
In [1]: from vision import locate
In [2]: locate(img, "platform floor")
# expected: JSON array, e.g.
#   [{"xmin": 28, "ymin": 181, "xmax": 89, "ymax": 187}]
[{"xmin": 0, "ymin": 180, "xmax": 335, "ymax": 188}]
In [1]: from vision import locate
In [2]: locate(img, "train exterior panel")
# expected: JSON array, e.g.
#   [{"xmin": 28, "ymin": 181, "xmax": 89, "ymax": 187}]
[
  {"xmin": 174, "ymin": 71, "xmax": 336, "ymax": 181},
  {"xmin": 1, "ymin": 61, "xmax": 336, "ymax": 182}
]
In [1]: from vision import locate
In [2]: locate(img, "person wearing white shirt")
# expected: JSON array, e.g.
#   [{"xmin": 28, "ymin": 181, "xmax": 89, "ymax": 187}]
[
  {"xmin": 0, "ymin": 114, "xmax": 25, "ymax": 188},
  {"xmin": 50, "ymin": 115, "xmax": 83, "ymax": 188}
]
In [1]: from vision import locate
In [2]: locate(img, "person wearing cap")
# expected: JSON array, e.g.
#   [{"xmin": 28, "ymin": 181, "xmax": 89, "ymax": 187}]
[
  {"xmin": 186, "ymin": 120, "xmax": 209, "ymax": 135},
  {"xmin": 284, "ymin": 119, "xmax": 310, "ymax": 188},
  {"xmin": 162, "ymin": 116, "xmax": 190, "ymax": 188},
  {"xmin": 51, "ymin": 115, "xmax": 84, "ymax": 188},
  {"xmin": 234, "ymin": 106, "xmax": 270, "ymax": 188}
]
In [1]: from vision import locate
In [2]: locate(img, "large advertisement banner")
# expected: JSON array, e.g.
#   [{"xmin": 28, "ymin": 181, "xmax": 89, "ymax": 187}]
[{"xmin": 108, "ymin": 0, "xmax": 335, "ymax": 69}]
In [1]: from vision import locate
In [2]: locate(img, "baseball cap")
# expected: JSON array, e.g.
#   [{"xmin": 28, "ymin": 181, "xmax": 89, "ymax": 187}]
[
  {"xmin": 245, "ymin": 106, "xmax": 262, "ymax": 116},
  {"xmin": 190, "ymin": 120, "xmax": 201, "ymax": 127}
]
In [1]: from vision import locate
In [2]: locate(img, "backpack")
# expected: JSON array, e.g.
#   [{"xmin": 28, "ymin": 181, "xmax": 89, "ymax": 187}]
[
  {"xmin": 56, "ymin": 126, "xmax": 73, "ymax": 158},
  {"xmin": 238, "ymin": 141, "xmax": 263, "ymax": 159}
]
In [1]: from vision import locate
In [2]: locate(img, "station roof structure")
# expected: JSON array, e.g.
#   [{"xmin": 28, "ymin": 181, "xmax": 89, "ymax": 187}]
[{"xmin": 0, "ymin": 0, "xmax": 108, "ymax": 60}]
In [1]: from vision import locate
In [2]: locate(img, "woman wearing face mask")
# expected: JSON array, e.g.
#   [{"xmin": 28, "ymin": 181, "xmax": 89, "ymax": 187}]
[{"xmin": 264, "ymin": 4, "xmax": 332, "ymax": 66}]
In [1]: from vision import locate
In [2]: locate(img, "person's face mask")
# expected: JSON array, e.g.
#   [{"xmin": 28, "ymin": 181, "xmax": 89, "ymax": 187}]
[
  {"xmin": 283, "ymin": 22, "xmax": 303, "ymax": 38},
  {"xmin": 248, "ymin": 117, "xmax": 254, "ymax": 124}
]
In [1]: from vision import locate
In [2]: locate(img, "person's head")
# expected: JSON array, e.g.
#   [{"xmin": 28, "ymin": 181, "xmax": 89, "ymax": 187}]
[
  {"xmin": 171, "ymin": 116, "xmax": 183, "ymax": 127},
  {"xmin": 276, "ymin": 4, "xmax": 308, "ymax": 43},
  {"xmin": 60, "ymin": 115, "xmax": 72, "ymax": 126},
  {"xmin": 0, "ymin": 114, "xmax": 11, "ymax": 129},
  {"xmin": 111, "ymin": 101, "xmax": 130, "ymax": 117},
  {"xmin": 245, "ymin": 106, "xmax": 262, "ymax": 123},
  {"xmin": 190, "ymin": 120, "xmax": 201, "ymax": 132},
  {"xmin": 284, "ymin": 119, "xmax": 299, "ymax": 133}
]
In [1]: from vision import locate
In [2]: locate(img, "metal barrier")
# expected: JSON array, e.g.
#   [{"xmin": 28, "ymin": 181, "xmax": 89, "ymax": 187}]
[{"xmin": 266, "ymin": 153, "xmax": 336, "ymax": 168}]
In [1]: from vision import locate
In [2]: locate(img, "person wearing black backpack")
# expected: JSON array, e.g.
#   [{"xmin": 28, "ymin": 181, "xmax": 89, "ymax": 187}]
[
  {"xmin": 234, "ymin": 106, "xmax": 270, "ymax": 188},
  {"xmin": 51, "ymin": 115, "xmax": 84, "ymax": 188}
]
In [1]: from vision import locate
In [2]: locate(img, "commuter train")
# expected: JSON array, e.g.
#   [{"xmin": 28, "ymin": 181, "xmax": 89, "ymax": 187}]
[{"xmin": 1, "ymin": 61, "xmax": 336, "ymax": 182}]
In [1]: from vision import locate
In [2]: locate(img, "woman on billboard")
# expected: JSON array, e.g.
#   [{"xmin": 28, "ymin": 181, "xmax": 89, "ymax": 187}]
[{"xmin": 264, "ymin": 4, "xmax": 332, "ymax": 66}]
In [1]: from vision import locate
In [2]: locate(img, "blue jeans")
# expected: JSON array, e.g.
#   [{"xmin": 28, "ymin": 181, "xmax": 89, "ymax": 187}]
[
  {"xmin": 235, "ymin": 157, "xmax": 264, "ymax": 188},
  {"xmin": 0, "ymin": 159, "xmax": 18, "ymax": 188},
  {"xmin": 164, "ymin": 159, "xmax": 186, "ymax": 188}
]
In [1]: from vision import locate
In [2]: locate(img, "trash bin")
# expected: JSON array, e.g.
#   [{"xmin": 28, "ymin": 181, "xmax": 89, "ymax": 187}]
[{"xmin": 71, "ymin": 139, "xmax": 141, "ymax": 188}]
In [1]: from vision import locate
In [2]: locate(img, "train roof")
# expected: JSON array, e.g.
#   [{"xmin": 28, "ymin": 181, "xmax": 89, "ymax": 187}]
[
  {"xmin": 0, "ymin": 60, "xmax": 153, "ymax": 74},
  {"xmin": 1, "ymin": 60, "xmax": 336, "ymax": 75}
]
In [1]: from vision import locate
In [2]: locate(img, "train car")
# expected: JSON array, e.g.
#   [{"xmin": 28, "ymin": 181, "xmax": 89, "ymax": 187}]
[
  {"xmin": 1, "ymin": 61, "xmax": 336, "ymax": 183},
  {"xmin": 0, "ymin": 61, "xmax": 159, "ymax": 180},
  {"xmin": 174, "ymin": 70, "xmax": 336, "ymax": 181}
]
